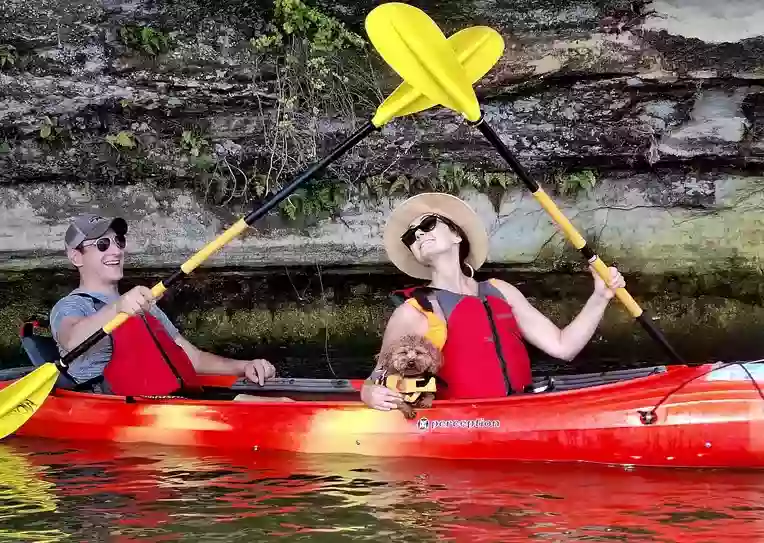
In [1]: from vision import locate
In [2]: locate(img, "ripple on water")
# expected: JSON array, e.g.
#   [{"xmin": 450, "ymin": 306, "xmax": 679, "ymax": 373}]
[{"xmin": 0, "ymin": 437, "xmax": 762, "ymax": 542}]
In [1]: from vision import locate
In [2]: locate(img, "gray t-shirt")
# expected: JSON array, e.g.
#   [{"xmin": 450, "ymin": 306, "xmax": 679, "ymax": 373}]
[{"xmin": 49, "ymin": 288, "xmax": 181, "ymax": 382}]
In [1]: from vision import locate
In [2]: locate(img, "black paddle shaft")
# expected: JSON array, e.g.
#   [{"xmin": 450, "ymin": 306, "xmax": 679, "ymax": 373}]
[
  {"xmin": 58, "ymin": 120, "xmax": 377, "ymax": 370},
  {"xmin": 471, "ymin": 116, "xmax": 684, "ymax": 365},
  {"xmin": 472, "ymin": 117, "xmax": 541, "ymax": 193}
]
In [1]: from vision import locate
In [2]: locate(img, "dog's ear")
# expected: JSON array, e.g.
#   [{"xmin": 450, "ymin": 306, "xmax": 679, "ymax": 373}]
[
  {"xmin": 431, "ymin": 351, "xmax": 444, "ymax": 373},
  {"xmin": 375, "ymin": 342, "xmax": 393, "ymax": 368}
]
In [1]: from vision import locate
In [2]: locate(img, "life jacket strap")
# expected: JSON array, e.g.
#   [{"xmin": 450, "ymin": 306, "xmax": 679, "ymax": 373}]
[{"xmin": 390, "ymin": 286, "xmax": 436, "ymax": 313}]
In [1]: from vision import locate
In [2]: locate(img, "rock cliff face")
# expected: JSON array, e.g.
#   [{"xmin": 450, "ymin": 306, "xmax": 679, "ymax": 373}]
[{"xmin": 1, "ymin": 0, "xmax": 764, "ymax": 373}]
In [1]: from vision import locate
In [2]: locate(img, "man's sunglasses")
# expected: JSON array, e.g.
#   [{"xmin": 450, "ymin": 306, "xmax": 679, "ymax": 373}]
[
  {"xmin": 401, "ymin": 214, "xmax": 455, "ymax": 248},
  {"xmin": 80, "ymin": 234, "xmax": 126, "ymax": 252}
]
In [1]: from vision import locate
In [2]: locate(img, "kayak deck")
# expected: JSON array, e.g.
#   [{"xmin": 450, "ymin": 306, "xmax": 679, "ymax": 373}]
[{"xmin": 2, "ymin": 362, "xmax": 764, "ymax": 468}]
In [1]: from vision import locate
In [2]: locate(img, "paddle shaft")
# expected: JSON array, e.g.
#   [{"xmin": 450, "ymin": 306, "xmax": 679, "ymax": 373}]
[
  {"xmin": 58, "ymin": 120, "xmax": 377, "ymax": 369},
  {"xmin": 472, "ymin": 116, "xmax": 684, "ymax": 364}
]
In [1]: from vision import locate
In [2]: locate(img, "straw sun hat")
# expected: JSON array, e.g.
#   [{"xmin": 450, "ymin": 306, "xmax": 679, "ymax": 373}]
[{"xmin": 383, "ymin": 192, "xmax": 489, "ymax": 280}]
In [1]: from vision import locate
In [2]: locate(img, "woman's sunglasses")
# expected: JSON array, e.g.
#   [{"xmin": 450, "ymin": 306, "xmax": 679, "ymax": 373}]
[
  {"xmin": 80, "ymin": 234, "xmax": 126, "ymax": 252},
  {"xmin": 401, "ymin": 214, "xmax": 453, "ymax": 248}
]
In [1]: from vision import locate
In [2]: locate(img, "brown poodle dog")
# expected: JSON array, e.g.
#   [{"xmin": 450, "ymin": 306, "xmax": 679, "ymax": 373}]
[{"xmin": 374, "ymin": 334, "xmax": 443, "ymax": 419}]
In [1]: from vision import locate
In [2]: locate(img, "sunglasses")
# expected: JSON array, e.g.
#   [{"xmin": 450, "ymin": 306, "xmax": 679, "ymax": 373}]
[
  {"xmin": 401, "ymin": 214, "xmax": 454, "ymax": 248},
  {"xmin": 80, "ymin": 234, "xmax": 126, "ymax": 252}
]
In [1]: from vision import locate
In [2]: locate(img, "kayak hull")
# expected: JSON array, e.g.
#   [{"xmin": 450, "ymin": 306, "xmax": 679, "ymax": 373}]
[{"xmin": 2, "ymin": 362, "xmax": 764, "ymax": 468}]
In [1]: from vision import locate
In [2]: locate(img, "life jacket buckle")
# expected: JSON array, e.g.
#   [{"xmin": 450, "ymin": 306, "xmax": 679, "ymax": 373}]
[{"xmin": 525, "ymin": 375, "xmax": 555, "ymax": 394}]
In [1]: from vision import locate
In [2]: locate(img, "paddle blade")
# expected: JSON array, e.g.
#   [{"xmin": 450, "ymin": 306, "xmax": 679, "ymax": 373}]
[
  {"xmin": 0, "ymin": 364, "xmax": 58, "ymax": 440},
  {"xmin": 449, "ymin": 26, "xmax": 504, "ymax": 82},
  {"xmin": 365, "ymin": 3, "xmax": 482, "ymax": 122},
  {"xmin": 373, "ymin": 26, "xmax": 504, "ymax": 125}
]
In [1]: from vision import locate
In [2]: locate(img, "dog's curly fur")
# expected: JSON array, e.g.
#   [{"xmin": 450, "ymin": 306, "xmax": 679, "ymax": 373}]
[{"xmin": 375, "ymin": 334, "xmax": 443, "ymax": 419}]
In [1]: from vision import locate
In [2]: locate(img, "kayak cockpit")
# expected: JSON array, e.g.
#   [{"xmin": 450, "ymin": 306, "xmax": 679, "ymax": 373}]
[{"xmin": 0, "ymin": 365, "xmax": 672, "ymax": 404}]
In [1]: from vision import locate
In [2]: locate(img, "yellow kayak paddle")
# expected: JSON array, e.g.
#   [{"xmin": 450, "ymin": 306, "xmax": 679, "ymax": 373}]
[
  {"xmin": 0, "ymin": 25, "xmax": 507, "ymax": 441},
  {"xmin": 364, "ymin": 2, "xmax": 684, "ymax": 364}
]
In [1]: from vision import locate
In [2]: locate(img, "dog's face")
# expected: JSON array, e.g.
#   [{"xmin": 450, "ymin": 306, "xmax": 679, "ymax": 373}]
[{"xmin": 376, "ymin": 334, "xmax": 443, "ymax": 376}]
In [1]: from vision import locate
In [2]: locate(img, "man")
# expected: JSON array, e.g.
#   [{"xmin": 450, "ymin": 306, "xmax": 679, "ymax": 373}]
[{"xmin": 50, "ymin": 213, "xmax": 277, "ymax": 397}]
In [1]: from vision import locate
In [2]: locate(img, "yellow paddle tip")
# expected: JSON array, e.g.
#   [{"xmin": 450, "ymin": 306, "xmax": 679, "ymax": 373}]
[
  {"xmin": 370, "ymin": 25, "xmax": 506, "ymax": 126},
  {"xmin": 365, "ymin": 2, "xmax": 482, "ymax": 122},
  {"xmin": 0, "ymin": 363, "xmax": 58, "ymax": 440}
]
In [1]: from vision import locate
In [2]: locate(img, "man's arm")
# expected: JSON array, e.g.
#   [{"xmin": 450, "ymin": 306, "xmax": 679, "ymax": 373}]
[
  {"xmin": 173, "ymin": 335, "xmax": 245, "ymax": 374},
  {"xmin": 173, "ymin": 335, "xmax": 275, "ymax": 386},
  {"xmin": 52, "ymin": 287, "xmax": 155, "ymax": 351}
]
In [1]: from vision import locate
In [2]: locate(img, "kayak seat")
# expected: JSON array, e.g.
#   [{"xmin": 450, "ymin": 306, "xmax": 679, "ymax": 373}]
[
  {"xmin": 530, "ymin": 365, "xmax": 667, "ymax": 393},
  {"xmin": 19, "ymin": 318, "xmax": 79, "ymax": 390}
]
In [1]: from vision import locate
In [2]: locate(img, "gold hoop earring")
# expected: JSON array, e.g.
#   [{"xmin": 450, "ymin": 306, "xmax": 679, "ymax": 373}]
[{"xmin": 465, "ymin": 263, "xmax": 475, "ymax": 278}]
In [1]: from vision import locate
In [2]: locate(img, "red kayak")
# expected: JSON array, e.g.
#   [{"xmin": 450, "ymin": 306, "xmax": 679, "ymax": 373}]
[{"xmin": 2, "ymin": 360, "xmax": 764, "ymax": 468}]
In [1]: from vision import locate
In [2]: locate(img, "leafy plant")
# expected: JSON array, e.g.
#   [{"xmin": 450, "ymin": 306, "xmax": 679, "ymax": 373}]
[
  {"xmin": 0, "ymin": 44, "xmax": 17, "ymax": 70},
  {"xmin": 38, "ymin": 116, "xmax": 69, "ymax": 144},
  {"xmin": 0, "ymin": 141, "xmax": 10, "ymax": 155},
  {"xmin": 180, "ymin": 129, "xmax": 209, "ymax": 157},
  {"xmin": 105, "ymin": 131, "xmax": 137, "ymax": 149},
  {"xmin": 251, "ymin": 0, "xmax": 365, "ymax": 55},
  {"xmin": 119, "ymin": 24, "xmax": 170, "ymax": 56},
  {"xmin": 556, "ymin": 169, "xmax": 598, "ymax": 198},
  {"xmin": 282, "ymin": 181, "xmax": 345, "ymax": 221},
  {"xmin": 355, "ymin": 165, "xmax": 516, "ymax": 201}
]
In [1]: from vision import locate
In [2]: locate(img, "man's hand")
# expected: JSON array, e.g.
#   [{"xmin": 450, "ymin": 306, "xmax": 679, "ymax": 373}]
[
  {"xmin": 244, "ymin": 359, "xmax": 276, "ymax": 386},
  {"xmin": 116, "ymin": 286, "xmax": 156, "ymax": 316}
]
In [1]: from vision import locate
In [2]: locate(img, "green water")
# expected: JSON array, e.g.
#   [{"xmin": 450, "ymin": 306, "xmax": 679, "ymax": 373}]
[{"xmin": 0, "ymin": 437, "xmax": 761, "ymax": 542}]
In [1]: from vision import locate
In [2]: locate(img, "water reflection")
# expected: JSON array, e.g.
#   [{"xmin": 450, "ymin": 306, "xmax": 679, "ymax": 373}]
[{"xmin": 0, "ymin": 437, "xmax": 762, "ymax": 542}]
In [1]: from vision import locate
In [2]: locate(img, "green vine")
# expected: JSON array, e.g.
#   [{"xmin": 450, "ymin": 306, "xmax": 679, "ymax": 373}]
[{"xmin": 220, "ymin": 0, "xmax": 381, "ymax": 221}]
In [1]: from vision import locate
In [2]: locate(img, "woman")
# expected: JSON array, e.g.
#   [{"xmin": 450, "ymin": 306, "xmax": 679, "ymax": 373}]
[{"xmin": 361, "ymin": 192, "xmax": 626, "ymax": 411}]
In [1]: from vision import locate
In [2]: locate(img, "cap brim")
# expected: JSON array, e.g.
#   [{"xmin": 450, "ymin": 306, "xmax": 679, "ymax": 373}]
[
  {"xmin": 109, "ymin": 217, "xmax": 127, "ymax": 236},
  {"xmin": 87, "ymin": 217, "xmax": 127, "ymax": 240},
  {"xmin": 383, "ymin": 193, "xmax": 488, "ymax": 280}
]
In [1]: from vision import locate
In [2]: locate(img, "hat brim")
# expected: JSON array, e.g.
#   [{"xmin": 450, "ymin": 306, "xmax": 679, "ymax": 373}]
[
  {"xmin": 88, "ymin": 217, "xmax": 127, "ymax": 239},
  {"xmin": 108, "ymin": 217, "xmax": 128, "ymax": 236},
  {"xmin": 383, "ymin": 193, "xmax": 488, "ymax": 280}
]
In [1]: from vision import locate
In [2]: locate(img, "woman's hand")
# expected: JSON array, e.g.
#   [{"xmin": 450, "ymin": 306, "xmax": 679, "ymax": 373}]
[
  {"xmin": 590, "ymin": 265, "xmax": 625, "ymax": 300},
  {"xmin": 361, "ymin": 382, "xmax": 403, "ymax": 411}
]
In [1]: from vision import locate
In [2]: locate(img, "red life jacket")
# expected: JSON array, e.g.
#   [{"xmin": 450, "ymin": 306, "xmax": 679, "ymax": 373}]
[
  {"xmin": 105, "ymin": 313, "xmax": 203, "ymax": 396},
  {"xmin": 74, "ymin": 294, "xmax": 202, "ymax": 396},
  {"xmin": 393, "ymin": 281, "xmax": 532, "ymax": 399}
]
